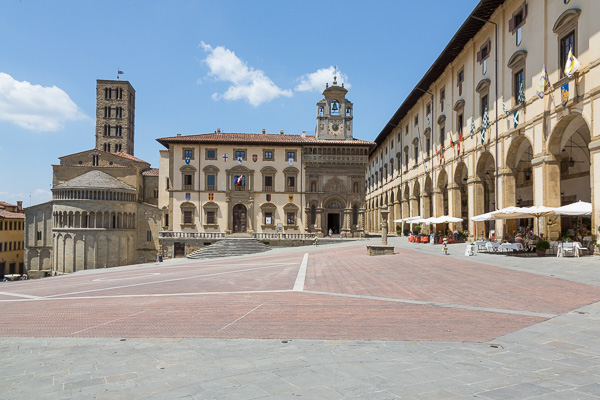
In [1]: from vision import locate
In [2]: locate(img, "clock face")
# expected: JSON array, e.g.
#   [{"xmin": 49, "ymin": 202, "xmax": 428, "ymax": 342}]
[{"xmin": 332, "ymin": 123, "xmax": 339, "ymax": 132}]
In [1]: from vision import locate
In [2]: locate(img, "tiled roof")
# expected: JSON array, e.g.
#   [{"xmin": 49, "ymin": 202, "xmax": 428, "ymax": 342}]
[
  {"xmin": 157, "ymin": 133, "xmax": 375, "ymax": 147},
  {"xmin": 115, "ymin": 152, "xmax": 150, "ymax": 164},
  {"xmin": 0, "ymin": 201, "xmax": 16, "ymax": 208},
  {"xmin": 54, "ymin": 170, "xmax": 136, "ymax": 191},
  {"xmin": 142, "ymin": 168, "xmax": 159, "ymax": 176},
  {"xmin": 0, "ymin": 209, "xmax": 24, "ymax": 219}
]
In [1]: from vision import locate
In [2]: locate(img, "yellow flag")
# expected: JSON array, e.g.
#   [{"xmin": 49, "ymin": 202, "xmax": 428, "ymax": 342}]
[{"xmin": 564, "ymin": 48, "xmax": 581, "ymax": 77}]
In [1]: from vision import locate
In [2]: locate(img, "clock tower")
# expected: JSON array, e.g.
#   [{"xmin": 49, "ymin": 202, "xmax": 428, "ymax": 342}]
[{"xmin": 315, "ymin": 77, "xmax": 353, "ymax": 141}]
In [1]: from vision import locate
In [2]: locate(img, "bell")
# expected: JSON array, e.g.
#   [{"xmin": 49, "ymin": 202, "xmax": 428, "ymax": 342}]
[{"xmin": 332, "ymin": 102, "xmax": 338, "ymax": 111}]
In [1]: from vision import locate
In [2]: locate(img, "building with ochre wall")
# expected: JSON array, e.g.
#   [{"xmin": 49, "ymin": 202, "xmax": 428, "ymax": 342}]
[
  {"xmin": 157, "ymin": 81, "xmax": 373, "ymax": 257},
  {"xmin": 0, "ymin": 201, "xmax": 25, "ymax": 278},
  {"xmin": 366, "ymin": 0, "xmax": 599, "ymax": 241}
]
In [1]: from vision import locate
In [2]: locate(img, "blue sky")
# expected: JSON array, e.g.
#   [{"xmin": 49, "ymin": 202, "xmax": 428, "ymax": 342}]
[{"xmin": 0, "ymin": 0, "xmax": 479, "ymax": 207}]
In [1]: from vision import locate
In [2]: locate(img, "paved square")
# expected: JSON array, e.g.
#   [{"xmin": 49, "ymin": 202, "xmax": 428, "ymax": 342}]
[{"xmin": 2, "ymin": 237, "xmax": 600, "ymax": 399}]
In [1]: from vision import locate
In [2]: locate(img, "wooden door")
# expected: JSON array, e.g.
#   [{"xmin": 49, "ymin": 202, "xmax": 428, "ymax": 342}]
[{"xmin": 233, "ymin": 204, "xmax": 247, "ymax": 233}]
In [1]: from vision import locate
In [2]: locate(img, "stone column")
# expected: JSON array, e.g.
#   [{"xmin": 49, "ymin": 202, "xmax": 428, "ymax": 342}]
[
  {"xmin": 448, "ymin": 184, "xmax": 460, "ymax": 232},
  {"xmin": 358, "ymin": 208, "xmax": 366, "ymax": 237},
  {"xmin": 381, "ymin": 205, "xmax": 389, "ymax": 246},
  {"xmin": 590, "ymin": 140, "xmax": 600, "ymax": 251},
  {"xmin": 533, "ymin": 154, "xmax": 561, "ymax": 239},
  {"xmin": 247, "ymin": 198, "xmax": 255, "ymax": 234},
  {"xmin": 304, "ymin": 207, "xmax": 311, "ymax": 232},
  {"xmin": 343, "ymin": 207, "xmax": 352, "ymax": 236},
  {"xmin": 500, "ymin": 169, "xmax": 517, "ymax": 240},
  {"xmin": 393, "ymin": 200, "xmax": 401, "ymax": 234},
  {"xmin": 468, "ymin": 177, "xmax": 484, "ymax": 239},
  {"xmin": 315, "ymin": 207, "xmax": 324, "ymax": 236}
]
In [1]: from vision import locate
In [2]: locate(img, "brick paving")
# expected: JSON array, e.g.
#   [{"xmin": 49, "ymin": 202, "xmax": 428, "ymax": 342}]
[
  {"xmin": 2, "ymin": 238, "xmax": 600, "ymax": 399},
  {"xmin": 1, "ymin": 241, "xmax": 599, "ymax": 342}
]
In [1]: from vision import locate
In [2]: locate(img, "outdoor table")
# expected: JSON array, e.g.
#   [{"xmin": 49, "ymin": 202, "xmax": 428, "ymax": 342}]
[
  {"xmin": 499, "ymin": 242, "xmax": 525, "ymax": 253},
  {"xmin": 557, "ymin": 242, "xmax": 583, "ymax": 257},
  {"xmin": 475, "ymin": 241, "xmax": 488, "ymax": 252},
  {"xmin": 485, "ymin": 242, "xmax": 500, "ymax": 252}
]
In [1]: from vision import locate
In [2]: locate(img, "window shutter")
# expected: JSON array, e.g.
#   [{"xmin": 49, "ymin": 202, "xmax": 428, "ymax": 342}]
[
  {"xmin": 523, "ymin": 3, "xmax": 528, "ymax": 20},
  {"xmin": 477, "ymin": 50, "xmax": 482, "ymax": 62},
  {"xmin": 509, "ymin": 16, "xmax": 515, "ymax": 32}
]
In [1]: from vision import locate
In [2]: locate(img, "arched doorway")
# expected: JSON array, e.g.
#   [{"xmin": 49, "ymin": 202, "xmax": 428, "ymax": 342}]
[
  {"xmin": 547, "ymin": 113, "xmax": 591, "ymax": 239},
  {"xmin": 325, "ymin": 198, "xmax": 344, "ymax": 234},
  {"xmin": 505, "ymin": 136, "xmax": 534, "ymax": 236},
  {"xmin": 232, "ymin": 204, "xmax": 247, "ymax": 233},
  {"xmin": 476, "ymin": 151, "xmax": 496, "ymax": 238}
]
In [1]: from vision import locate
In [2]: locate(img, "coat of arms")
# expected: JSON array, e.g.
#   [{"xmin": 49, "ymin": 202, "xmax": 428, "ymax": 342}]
[{"xmin": 252, "ymin": 154, "xmax": 257, "ymax": 162}]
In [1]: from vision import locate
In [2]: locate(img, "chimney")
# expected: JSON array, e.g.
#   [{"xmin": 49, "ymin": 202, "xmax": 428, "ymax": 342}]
[
  {"xmin": 280, "ymin": 130, "xmax": 284, "ymax": 135},
  {"xmin": 17, "ymin": 201, "xmax": 23, "ymax": 212},
  {"xmin": 262, "ymin": 129, "xmax": 266, "ymax": 134},
  {"xmin": 217, "ymin": 128, "xmax": 221, "ymax": 134},
  {"xmin": 177, "ymin": 133, "xmax": 182, "ymax": 137},
  {"xmin": 301, "ymin": 131, "xmax": 306, "ymax": 138}
]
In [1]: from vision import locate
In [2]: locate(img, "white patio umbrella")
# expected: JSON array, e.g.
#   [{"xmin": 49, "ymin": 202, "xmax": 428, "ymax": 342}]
[
  {"xmin": 491, "ymin": 205, "xmax": 556, "ymax": 236},
  {"xmin": 554, "ymin": 201, "xmax": 592, "ymax": 237},
  {"xmin": 553, "ymin": 201, "xmax": 592, "ymax": 216},
  {"xmin": 429, "ymin": 215, "xmax": 463, "ymax": 224}
]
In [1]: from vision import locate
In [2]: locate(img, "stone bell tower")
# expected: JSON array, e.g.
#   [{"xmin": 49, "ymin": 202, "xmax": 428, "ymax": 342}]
[
  {"xmin": 315, "ymin": 76, "xmax": 353, "ymax": 141},
  {"xmin": 95, "ymin": 79, "xmax": 136, "ymax": 155}
]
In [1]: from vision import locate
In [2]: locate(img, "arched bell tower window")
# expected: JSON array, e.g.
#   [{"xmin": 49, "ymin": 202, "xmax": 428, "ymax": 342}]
[{"xmin": 331, "ymin": 100, "xmax": 340, "ymax": 115}]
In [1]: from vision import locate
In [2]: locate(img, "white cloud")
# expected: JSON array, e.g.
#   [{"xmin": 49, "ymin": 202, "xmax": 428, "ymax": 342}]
[
  {"xmin": 295, "ymin": 66, "xmax": 351, "ymax": 92},
  {"xmin": 0, "ymin": 72, "xmax": 87, "ymax": 131},
  {"xmin": 199, "ymin": 41, "xmax": 292, "ymax": 107}
]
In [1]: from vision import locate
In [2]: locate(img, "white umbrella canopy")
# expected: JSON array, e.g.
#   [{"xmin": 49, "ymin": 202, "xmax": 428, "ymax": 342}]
[
  {"xmin": 429, "ymin": 215, "xmax": 463, "ymax": 224},
  {"xmin": 394, "ymin": 215, "xmax": 422, "ymax": 223},
  {"xmin": 471, "ymin": 212, "xmax": 495, "ymax": 221},
  {"xmin": 553, "ymin": 201, "xmax": 592, "ymax": 216}
]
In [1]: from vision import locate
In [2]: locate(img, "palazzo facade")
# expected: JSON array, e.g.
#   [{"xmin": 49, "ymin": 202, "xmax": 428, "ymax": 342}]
[
  {"xmin": 157, "ymin": 82, "xmax": 373, "ymax": 256},
  {"xmin": 24, "ymin": 80, "xmax": 162, "ymax": 277},
  {"xmin": 365, "ymin": 0, "xmax": 600, "ymax": 241}
]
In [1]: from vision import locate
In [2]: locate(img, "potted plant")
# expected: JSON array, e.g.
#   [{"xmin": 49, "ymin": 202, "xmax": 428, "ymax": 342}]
[
  {"xmin": 536, "ymin": 239, "xmax": 550, "ymax": 257},
  {"xmin": 413, "ymin": 225, "xmax": 422, "ymax": 234}
]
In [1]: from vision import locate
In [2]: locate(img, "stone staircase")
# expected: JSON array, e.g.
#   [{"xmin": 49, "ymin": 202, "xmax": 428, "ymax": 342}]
[{"xmin": 186, "ymin": 238, "xmax": 272, "ymax": 259}]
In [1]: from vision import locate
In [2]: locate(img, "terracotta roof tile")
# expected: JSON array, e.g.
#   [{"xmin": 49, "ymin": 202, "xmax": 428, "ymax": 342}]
[
  {"xmin": 157, "ymin": 133, "xmax": 375, "ymax": 147},
  {"xmin": 115, "ymin": 152, "xmax": 149, "ymax": 164},
  {"xmin": 0, "ymin": 209, "xmax": 24, "ymax": 219},
  {"xmin": 142, "ymin": 168, "xmax": 159, "ymax": 176},
  {"xmin": 0, "ymin": 201, "xmax": 16, "ymax": 208}
]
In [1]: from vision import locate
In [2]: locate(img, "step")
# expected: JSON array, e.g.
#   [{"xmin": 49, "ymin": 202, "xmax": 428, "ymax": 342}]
[{"xmin": 187, "ymin": 238, "xmax": 271, "ymax": 259}]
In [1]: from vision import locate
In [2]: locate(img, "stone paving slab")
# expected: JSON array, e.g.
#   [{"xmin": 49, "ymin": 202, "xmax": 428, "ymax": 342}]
[{"xmin": 1, "ymin": 237, "xmax": 600, "ymax": 398}]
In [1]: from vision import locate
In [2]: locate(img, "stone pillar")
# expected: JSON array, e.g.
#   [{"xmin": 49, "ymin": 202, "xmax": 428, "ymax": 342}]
[
  {"xmin": 533, "ymin": 155, "xmax": 561, "ymax": 239},
  {"xmin": 315, "ymin": 207, "xmax": 324, "ymax": 236},
  {"xmin": 401, "ymin": 199, "xmax": 409, "ymax": 235},
  {"xmin": 468, "ymin": 177, "xmax": 484, "ymax": 239},
  {"xmin": 500, "ymin": 169, "xmax": 517, "ymax": 240},
  {"xmin": 358, "ymin": 208, "xmax": 366, "ymax": 237},
  {"xmin": 343, "ymin": 207, "xmax": 352, "ymax": 236},
  {"xmin": 432, "ymin": 190, "xmax": 443, "ymax": 234},
  {"xmin": 422, "ymin": 193, "xmax": 431, "ymax": 234},
  {"xmin": 590, "ymin": 140, "xmax": 600, "ymax": 250},
  {"xmin": 304, "ymin": 207, "xmax": 311, "ymax": 232},
  {"xmin": 393, "ymin": 200, "xmax": 401, "ymax": 234},
  {"xmin": 381, "ymin": 205, "xmax": 389, "ymax": 246},
  {"xmin": 448, "ymin": 184, "xmax": 460, "ymax": 231},
  {"xmin": 247, "ymin": 198, "xmax": 255, "ymax": 234}
]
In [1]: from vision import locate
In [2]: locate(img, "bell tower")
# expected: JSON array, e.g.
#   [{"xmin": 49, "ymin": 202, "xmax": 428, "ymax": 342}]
[
  {"xmin": 315, "ymin": 77, "xmax": 353, "ymax": 141},
  {"xmin": 95, "ymin": 79, "xmax": 136, "ymax": 155}
]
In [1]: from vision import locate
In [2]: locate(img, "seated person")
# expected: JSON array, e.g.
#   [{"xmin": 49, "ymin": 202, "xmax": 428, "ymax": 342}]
[{"xmin": 514, "ymin": 234, "xmax": 525, "ymax": 244}]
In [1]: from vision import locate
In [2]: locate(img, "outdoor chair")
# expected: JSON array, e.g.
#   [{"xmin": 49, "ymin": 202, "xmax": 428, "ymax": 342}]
[{"xmin": 561, "ymin": 242, "xmax": 577, "ymax": 257}]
